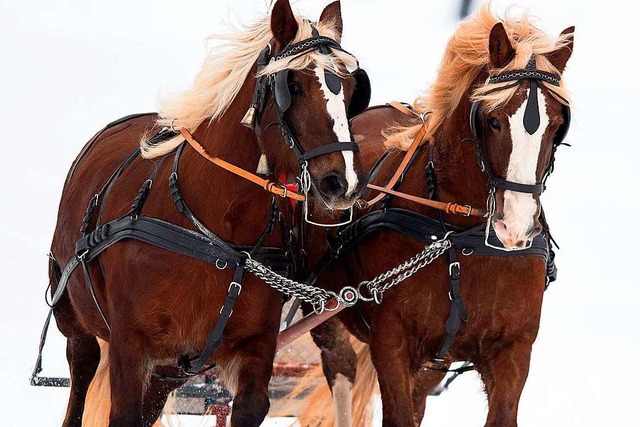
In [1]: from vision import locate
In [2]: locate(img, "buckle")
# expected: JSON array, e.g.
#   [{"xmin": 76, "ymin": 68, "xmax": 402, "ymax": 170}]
[
  {"xmin": 448, "ymin": 261, "xmax": 460, "ymax": 277},
  {"xmin": 228, "ymin": 281, "xmax": 242, "ymax": 296}
]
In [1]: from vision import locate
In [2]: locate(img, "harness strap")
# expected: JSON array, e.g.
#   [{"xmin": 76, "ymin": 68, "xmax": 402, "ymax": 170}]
[
  {"xmin": 299, "ymin": 142, "xmax": 359, "ymax": 163},
  {"xmin": 433, "ymin": 248, "xmax": 468, "ymax": 363},
  {"xmin": 181, "ymin": 265, "xmax": 247, "ymax": 376},
  {"xmin": 491, "ymin": 178, "xmax": 545, "ymax": 194},
  {"xmin": 80, "ymin": 257, "xmax": 110, "ymax": 331},
  {"xmin": 180, "ymin": 128, "xmax": 305, "ymax": 201},
  {"xmin": 51, "ymin": 217, "xmax": 245, "ymax": 308},
  {"xmin": 366, "ymin": 112, "xmax": 427, "ymax": 207},
  {"xmin": 29, "ymin": 309, "xmax": 70, "ymax": 387},
  {"xmin": 367, "ymin": 184, "xmax": 485, "ymax": 217}
]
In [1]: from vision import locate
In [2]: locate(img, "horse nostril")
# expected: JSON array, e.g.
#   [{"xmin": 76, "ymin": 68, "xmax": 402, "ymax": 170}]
[{"xmin": 319, "ymin": 173, "xmax": 348, "ymax": 198}]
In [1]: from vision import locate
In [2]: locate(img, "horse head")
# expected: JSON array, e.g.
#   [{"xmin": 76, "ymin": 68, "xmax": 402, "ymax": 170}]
[
  {"xmin": 470, "ymin": 23, "xmax": 574, "ymax": 249},
  {"xmin": 251, "ymin": 0, "xmax": 369, "ymax": 214}
]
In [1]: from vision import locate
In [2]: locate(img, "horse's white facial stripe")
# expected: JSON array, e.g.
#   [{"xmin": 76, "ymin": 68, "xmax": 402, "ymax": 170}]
[
  {"xmin": 314, "ymin": 66, "xmax": 358, "ymax": 196},
  {"xmin": 503, "ymin": 87, "xmax": 549, "ymax": 235}
]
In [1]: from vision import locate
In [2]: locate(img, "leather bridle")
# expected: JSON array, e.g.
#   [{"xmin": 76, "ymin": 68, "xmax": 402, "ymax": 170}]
[{"xmin": 366, "ymin": 59, "xmax": 571, "ymax": 228}]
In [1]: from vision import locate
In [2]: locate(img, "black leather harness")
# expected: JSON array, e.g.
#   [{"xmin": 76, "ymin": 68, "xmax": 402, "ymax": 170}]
[
  {"xmin": 306, "ymin": 128, "xmax": 558, "ymax": 366},
  {"xmin": 32, "ymin": 125, "xmax": 296, "ymax": 385}
]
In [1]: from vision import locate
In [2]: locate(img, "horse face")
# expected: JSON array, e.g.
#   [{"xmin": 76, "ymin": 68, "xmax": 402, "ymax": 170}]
[
  {"xmin": 263, "ymin": 0, "xmax": 367, "ymax": 211},
  {"xmin": 473, "ymin": 23, "xmax": 574, "ymax": 250},
  {"xmin": 279, "ymin": 65, "xmax": 368, "ymax": 210},
  {"xmin": 480, "ymin": 85, "xmax": 569, "ymax": 249}
]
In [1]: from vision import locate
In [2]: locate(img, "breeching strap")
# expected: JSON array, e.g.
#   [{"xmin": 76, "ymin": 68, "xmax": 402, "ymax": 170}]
[{"xmin": 180, "ymin": 128, "xmax": 305, "ymax": 202}]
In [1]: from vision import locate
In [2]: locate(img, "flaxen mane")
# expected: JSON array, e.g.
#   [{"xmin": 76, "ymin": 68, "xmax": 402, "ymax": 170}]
[
  {"xmin": 141, "ymin": 12, "xmax": 356, "ymax": 159},
  {"xmin": 385, "ymin": 5, "xmax": 572, "ymax": 150}
]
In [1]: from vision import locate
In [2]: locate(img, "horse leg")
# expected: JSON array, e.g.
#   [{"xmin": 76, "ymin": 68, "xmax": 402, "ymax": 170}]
[
  {"xmin": 108, "ymin": 330, "xmax": 149, "ymax": 427},
  {"xmin": 411, "ymin": 368, "xmax": 446, "ymax": 425},
  {"xmin": 310, "ymin": 317, "xmax": 357, "ymax": 427},
  {"xmin": 142, "ymin": 368, "xmax": 185, "ymax": 427},
  {"xmin": 369, "ymin": 322, "xmax": 416, "ymax": 427},
  {"xmin": 218, "ymin": 334, "xmax": 276, "ymax": 427},
  {"xmin": 61, "ymin": 335, "xmax": 101, "ymax": 427},
  {"xmin": 476, "ymin": 339, "xmax": 534, "ymax": 427}
]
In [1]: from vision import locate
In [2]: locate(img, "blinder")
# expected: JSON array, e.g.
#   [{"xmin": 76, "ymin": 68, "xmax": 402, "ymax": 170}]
[
  {"xmin": 273, "ymin": 67, "xmax": 370, "ymax": 119},
  {"xmin": 470, "ymin": 95, "xmax": 571, "ymax": 147},
  {"xmin": 274, "ymin": 69, "xmax": 292, "ymax": 112},
  {"xmin": 349, "ymin": 68, "xmax": 371, "ymax": 119}
]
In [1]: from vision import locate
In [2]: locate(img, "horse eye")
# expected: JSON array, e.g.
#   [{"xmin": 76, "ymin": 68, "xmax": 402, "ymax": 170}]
[
  {"xmin": 289, "ymin": 82, "xmax": 302, "ymax": 95},
  {"xmin": 488, "ymin": 117, "xmax": 501, "ymax": 130}
]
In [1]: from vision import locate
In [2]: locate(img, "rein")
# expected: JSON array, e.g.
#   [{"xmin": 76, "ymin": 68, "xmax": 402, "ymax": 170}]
[{"xmin": 180, "ymin": 128, "xmax": 305, "ymax": 202}]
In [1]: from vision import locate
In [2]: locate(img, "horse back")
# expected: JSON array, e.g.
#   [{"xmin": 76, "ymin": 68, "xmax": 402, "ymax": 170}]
[{"xmin": 51, "ymin": 113, "xmax": 158, "ymax": 266}]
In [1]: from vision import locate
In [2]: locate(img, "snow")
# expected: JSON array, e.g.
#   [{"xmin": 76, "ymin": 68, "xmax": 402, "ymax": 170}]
[{"xmin": 0, "ymin": 0, "xmax": 638, "ymax": 425}]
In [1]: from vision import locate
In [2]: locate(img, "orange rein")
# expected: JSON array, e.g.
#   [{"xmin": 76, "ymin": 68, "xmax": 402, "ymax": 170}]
[
  {"xmin": 180, "ymin": 128, "xmax": 306, "ymax": 202},
  {"xmin": 364, "ymin": 102, "xmax": 486, "ymax": 218}
]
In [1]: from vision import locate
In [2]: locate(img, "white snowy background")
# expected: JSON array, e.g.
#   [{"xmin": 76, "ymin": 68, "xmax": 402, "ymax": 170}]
[{"xmin": 0, "ymin": 0, "xmax": 638, "ymax": 425}]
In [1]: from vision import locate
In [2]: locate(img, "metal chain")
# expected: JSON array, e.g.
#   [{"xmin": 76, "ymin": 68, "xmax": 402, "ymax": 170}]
[
  {"xmin": 243, "ymin": 237, "xmax": 452, "ymax": 313},
  {"xmin": 245, "ymin": 258, "xmax": 331, "ymax": 306},
  {"xmin": 360, "ymin": 238, "xmax": 452, "ymax": 301},
  {"xmin": 488, "ymin": 70, "xmax": 561, "ymax": 86},
  {"xmin": 272, "ymin": 37, "xmax": 340, "ymax": 62}
]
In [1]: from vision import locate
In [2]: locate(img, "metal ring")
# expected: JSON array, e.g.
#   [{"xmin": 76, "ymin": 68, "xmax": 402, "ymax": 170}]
[
  {"xmin": 313, "ymin": 299, "xmax": 326, "ymax": 315},
  {"xmin": 215, "ymin": 259, "xmax": 228, "ymax": 270},
  {"xmin": 339, "ymin": 286, "xmax": 359, "ymax": 307},
  {"xmin": 372, "ymin": 289, "xmax": 383, "ymax": 305},
  {"xmin": 357, "ymin": 282, "xmax": 375, "ymax": 302},
  {"xmin": 462, "ymin": 248, "xmax": 474, "ymax": 256},
  {"xmin": 324, "ymin": 295, "xmax": 341, "ymax": 312}
]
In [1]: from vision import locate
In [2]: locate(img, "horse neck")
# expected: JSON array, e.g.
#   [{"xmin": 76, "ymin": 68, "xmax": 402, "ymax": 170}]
[
  {"xmin": 177, "ymin": 76, "xmax": 278, "ymax": 244},
  {"xmin": 430, "ymin": 103, "xmax": 489, "ymax": 228},
  {"xmin": 392, "ymin": 103, "xmax": 488, "ymax": 229}
]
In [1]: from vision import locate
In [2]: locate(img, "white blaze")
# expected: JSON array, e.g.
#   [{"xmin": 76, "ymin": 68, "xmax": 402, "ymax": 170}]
[
  {"xmin": 314, "ymin": 66, "xmax": 359, "ymax": 196},
  {"xmin": 503, "ymin": 86, "xmax": 549, "ymax": 238}
]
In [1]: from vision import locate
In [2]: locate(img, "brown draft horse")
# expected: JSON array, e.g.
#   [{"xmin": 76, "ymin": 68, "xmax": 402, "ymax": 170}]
[
  {"xmin": 47, "ymin": 1, "xmax": 369, "ymax": 426},
  {"xmin": 297, "ymin": 7, "xmax": 575, "ymax": 427}
]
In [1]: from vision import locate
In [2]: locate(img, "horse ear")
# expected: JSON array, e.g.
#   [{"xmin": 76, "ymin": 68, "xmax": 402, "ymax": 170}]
[
  {"xmin": 319, "ymin": 1, "xmax": 343, "ymax": 41},
  {"xmin": 547, "ymin": 26, "xmax": 575, "ymax": 73},
  {"xmin": 271, "ymin": 0, "xmax": 299, "ymax": 50},
  {"xmin": 488, "ymin": 23, "xmax": 515, "ymax": 69}
]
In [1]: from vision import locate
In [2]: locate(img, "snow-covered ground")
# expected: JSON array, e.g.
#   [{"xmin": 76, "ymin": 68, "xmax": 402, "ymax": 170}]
[{"xmin": 0, "ymin": 0, "xmax": 638, "ymax": 425}]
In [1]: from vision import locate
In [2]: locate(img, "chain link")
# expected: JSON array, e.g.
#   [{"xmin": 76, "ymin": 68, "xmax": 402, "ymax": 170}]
[
  {"xmin": 243, "ymin": 237, "xmax": 451, "ymax": 314},
  {"xmin": 245, "ymin": 258, "xmax": 331, "ymax": 307},
  {"xmin": 272, "ymin": 37, "xmax": 339, "ymax": 62},
  {"xmin": 362, "ymin": 239, "xmax": 452, "ymax": 297},
  {"xmin": 488, "ymin": 70, "xmax": 561, "ymax": 86}
]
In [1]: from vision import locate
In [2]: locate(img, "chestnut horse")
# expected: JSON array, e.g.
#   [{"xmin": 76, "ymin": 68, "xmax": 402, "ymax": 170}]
[
  {"xmin": 44, "ymin": 1, "xmax": 371, "ymax": 426},
  {"xmin": 296, "ymin": 7, "xmax": 574, "ymax": 427}
]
